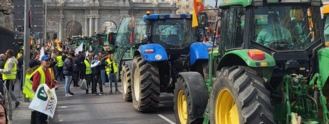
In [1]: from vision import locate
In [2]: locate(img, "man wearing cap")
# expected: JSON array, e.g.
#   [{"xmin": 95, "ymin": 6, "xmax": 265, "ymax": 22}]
[
  {"xmin": 0, "ymin": 49, "xmax": 20, "ymax": 109},
  {"xmin": 31, "ymin": 55, "xmax": 56, "ymax": 124}
]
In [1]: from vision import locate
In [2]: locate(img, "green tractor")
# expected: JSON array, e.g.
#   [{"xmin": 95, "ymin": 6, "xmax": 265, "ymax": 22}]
[
  {"xmin": 174, "ymin": 0, "xmax": 329, "ymax": 124},
  {"xmin": 70, "ymin": 36, "xmax": 92, "ymax": 51}
]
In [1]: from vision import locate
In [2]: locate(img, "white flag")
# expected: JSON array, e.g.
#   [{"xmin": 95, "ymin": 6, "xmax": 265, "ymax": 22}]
[
  {"xmin": 39, "ymin": 47, "xmax": 45, "ymax": 61},
  {"xmin": 29, "ymin": 84, "xmax": 57, "ymax": 118},
  {"xmin": 75, "ymin": 43, "xmax": 83, "ymax": 55}
]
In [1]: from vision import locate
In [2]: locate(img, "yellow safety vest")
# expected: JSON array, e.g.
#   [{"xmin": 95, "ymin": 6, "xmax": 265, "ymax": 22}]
[
  {"xmin": 22, "ymin": 66, "xmax": 46, "ymax": 101},
  {"xmin": 2, "ymin": 59, "xmax": 17, "ymax": 80},
  {"xmin": 84, "ymin": 59, "xmax": 92, "ymax": 75},
  {"xmin": 105, "ymin": 58, "xmax": 118, "ymax": 75},
  {"xmin": 56, "ymin": 55, "xmax": 64, "ymax": 67}
]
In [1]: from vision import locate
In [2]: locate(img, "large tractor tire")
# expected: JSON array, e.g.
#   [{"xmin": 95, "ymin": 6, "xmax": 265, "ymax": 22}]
[
  {"xmin": 132, "ymin": 56, "xmax": 160, "ymax": 112},
  {"xmin": 122, "ymin": 64, "xmax": 132, "ymax": 102},
  {"xmin": 174, "ymin": 72, "xmax": 208, "ymax": 124},
  {"xmin": 210, "ymin": 66, "xmax": 274, "ymax": 124}
]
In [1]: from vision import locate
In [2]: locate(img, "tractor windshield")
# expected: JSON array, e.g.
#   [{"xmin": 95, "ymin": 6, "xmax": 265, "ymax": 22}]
[
  {"xmin": 254, "ymin": 5, "xmax": 319, "ymax": 51},
  {"xmin": 115, "ymin": 17, "xmax": 133, "ymax": 48},
  {"xmin": 151, "ymin": 19, "xmax": 196, "ymax": 48}
]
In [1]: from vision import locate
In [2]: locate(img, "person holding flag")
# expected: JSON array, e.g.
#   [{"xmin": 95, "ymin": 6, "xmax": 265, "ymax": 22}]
[{"xmin": 30, "ymin": 55, "xmax": 56, "ymax": 124}]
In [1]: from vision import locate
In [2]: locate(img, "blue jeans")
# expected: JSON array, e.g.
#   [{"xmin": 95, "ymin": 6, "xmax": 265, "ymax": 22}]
[
  {"xmin": 100, "ymin": 70, "xmax": 106, "ymax": 85},
  {"xmin": 64, "ymin": 76, "xmax": 72, "ymax": 94},
  {"xmin": 108, "ymin": 73, "xmax": 117, "ymax": 91}
]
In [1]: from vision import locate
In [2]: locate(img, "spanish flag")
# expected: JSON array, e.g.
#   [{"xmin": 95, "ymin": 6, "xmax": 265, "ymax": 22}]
[{"xmin": 192, "ymin": 0, "xmax": 204, "ymax": 27}]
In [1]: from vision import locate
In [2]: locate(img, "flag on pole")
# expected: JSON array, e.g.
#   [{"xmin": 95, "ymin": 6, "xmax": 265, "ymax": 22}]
[
  {"xmin": 192, "ymin": 0, "xmax": 204, "ymax": 28},
  {"xmin": 75, "ymin": 43, "xmax": 83, "ymax": 55},
  {"xmin": 38, "ymin": 47, "xmax": 45, "ymax": 61}
]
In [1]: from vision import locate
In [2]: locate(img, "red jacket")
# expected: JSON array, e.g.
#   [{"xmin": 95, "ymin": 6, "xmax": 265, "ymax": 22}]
[{"xmin": 32, "ymin": 68, "xmax": 55, "ymax": 92}]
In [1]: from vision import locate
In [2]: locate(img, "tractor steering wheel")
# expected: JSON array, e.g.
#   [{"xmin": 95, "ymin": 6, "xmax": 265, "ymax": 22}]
[{"xmin": 267, "ymin": 40, "xmax": 291, "ymax": 50}]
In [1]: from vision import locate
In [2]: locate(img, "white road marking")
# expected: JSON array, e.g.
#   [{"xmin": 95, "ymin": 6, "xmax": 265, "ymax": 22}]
[
  {"xmin": 58, "ymin": 106, "xmax": 68, "ymax": 109},
  {"xmin": 158, "ymin": 114, "xmax": 176, "ymax": 124}
]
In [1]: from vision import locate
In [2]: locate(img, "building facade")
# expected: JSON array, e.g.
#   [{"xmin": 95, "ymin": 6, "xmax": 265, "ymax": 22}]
[
  {"xmin": 176, "ymin": 0, "xmax": 192, "ymax": 14},
  {"xmin": 45, "ymin": 0, "xmax": 177, "ymax": 41},
  {"xmin": 13, "ymin": 0, "xmax": 45, "ymax": 40},
  {"xmin": 0, "ymin": 0, "xmax": 14, "ymax": 30}
]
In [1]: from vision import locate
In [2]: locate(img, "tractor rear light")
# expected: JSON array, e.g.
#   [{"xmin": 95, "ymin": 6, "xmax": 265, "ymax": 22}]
[
  {"xmin": 144, "ymin": 49, "xmax": 154, "ymax": 53},
  {"xmin": 248, "ymin": 49, "xmax": 265, "ymax": 61}
]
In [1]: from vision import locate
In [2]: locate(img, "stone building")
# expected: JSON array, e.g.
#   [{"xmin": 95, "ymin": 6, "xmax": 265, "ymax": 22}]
[
  {"xmin": 176, "ymin": 0, "xmax": 192, "ymax": 14},
  {"xmin": 0, "ymin": 0, "xmax": 14, "ymax": 30},
  {"xmin": 45, "ymin": 0, "xmax": 177, "ymax": 41},
  {"xmin": 13, "ymin": 0, "xmax": 45, "ymax": 40}
]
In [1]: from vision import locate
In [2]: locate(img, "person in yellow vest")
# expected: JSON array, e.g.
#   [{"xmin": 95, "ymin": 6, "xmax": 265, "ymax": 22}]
[
  {"xmin": 83, "ymin": 52, "xmax": 94, "ymax": 94},
  {"xmin": 0, "ymin": 49, "xmax": 20, "ymax": 108},
  {"xmin": 105, "ymin": 51, "xmax": 118, "ymax": 94},
  {"xmin": 55, "ymin": 51, "xmax": 64, "ymax": 81},
  {"xmin": 31, "ymin": 55, "xmax": 56, "ymax": 124}
]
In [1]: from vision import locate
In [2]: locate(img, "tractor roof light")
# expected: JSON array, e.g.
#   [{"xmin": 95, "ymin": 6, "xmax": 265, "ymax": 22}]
[
  {"xmin": 144, "ymin": 49, "xmax": 154, "ymax": 54},
  {"xmin": 248, "ymin": 49, "xmax": 265, "ymax": 61},
  {"xmin": 146, "ymin": 11, "xmax": 151, "ymax": 15}
]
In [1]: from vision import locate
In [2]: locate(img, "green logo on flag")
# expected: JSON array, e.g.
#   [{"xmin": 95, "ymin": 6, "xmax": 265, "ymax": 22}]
[{"xmin": 37, "ymin": 87, "xmax": 48, "ymax": 101}]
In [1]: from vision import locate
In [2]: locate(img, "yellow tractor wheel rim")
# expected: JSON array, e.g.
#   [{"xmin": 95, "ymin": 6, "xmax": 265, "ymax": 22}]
[
  {"xmin": 215, "ymin": 88, "xmax": 240, "ymax": 124},
  {"xmin": 177, "ymin": 90, "xmax": 188, "ymax": 124}
]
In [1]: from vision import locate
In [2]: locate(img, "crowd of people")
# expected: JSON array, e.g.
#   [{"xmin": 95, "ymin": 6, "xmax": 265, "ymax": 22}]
[{"xmin": 0, "ymin": 38, "xmax": 119, "ymax": 123}]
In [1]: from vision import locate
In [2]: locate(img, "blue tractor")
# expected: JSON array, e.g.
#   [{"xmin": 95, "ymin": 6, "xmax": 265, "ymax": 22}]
[{"xmin": 120, "ymin": 13, "xmax": 211, "ymax": 112}]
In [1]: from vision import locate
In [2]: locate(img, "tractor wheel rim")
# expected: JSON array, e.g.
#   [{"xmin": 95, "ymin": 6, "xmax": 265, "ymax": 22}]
[
  {"xmin": 215, "ymin": 88, "xmax": 239, "ymax": 124},
  {"xmin": 177, "ymin": 90, "xmax": 188, "ymax": 124},
  {"xmin": 134, "ymin": 67, "xmax": 141, "ymax": 101}
]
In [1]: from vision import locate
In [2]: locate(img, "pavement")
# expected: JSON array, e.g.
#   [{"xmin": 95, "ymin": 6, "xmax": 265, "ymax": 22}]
[{"xmin": 12, "ymin": 81, "xmax": 176, "ymax": 124}]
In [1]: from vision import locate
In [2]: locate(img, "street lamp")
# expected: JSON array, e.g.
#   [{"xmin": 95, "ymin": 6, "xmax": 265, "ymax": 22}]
[
  {"xmin": 43, "ymin": 0, "xmax": 49, "ymax": 46},
  {"xmin": 23, "ymin": 0, "xmax": 31, "ymax": 90}
]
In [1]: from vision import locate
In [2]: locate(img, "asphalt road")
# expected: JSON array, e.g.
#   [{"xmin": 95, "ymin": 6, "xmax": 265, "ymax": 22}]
[{"xmin": 52, "ymin": 83, "xmax": 176, "ymax": 124}]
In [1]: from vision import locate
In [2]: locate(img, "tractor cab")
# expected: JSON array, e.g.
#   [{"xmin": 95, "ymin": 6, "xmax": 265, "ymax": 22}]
[
  {"xmin": 173, "ymin": 0, "xmax": 329, "ymax": 124},
  {"xmin": 219, "ymin": 0, "xmax": 322, "ymax": 50},
  {"xmin": 143, "ymin": 14, "xmax": 198, "ymax": 53},
  {"xmin": 217, "ymin": 0, "xmax": 323, "ymax": 74}
]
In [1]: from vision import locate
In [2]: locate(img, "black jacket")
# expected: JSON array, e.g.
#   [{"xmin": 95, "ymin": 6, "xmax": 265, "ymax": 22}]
[{"xmin": 63, "ymin": 57, "xmax": 73, "ymax": 76}]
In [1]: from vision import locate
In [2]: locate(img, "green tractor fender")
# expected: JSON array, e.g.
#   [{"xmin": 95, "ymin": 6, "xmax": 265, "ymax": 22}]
[
  {"xmin": 217, "ymin": 49, "xmax": 276, "ymax": 80},
  {"xmin": 217, "ymin": 49, "xmax": 276, "ymax": 69},
  {"xmin": 318, "ymin": 47, "xmax": 329, "ymax": 86}
]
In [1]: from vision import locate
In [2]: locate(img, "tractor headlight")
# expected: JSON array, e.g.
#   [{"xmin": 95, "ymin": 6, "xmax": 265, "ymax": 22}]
[{"xmin": 155, "ymin": 54, "xmax": 162, "ymax": 60}]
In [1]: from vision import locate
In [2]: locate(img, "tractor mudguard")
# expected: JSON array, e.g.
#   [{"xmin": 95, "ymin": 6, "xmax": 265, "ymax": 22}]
[
  {"xmin": 138, "ymin": 43, "xmax": 168, "ymax": 62},
  {"xmin": 189, "ymin": 42, "xmax": 210, "ymax": 65},
  {"xmin": 218, "ymin": 49, "xmax": 276, "ymax": 68},
  {"xmin": 178, "ymin": 72, "xmax": 209, "ymax": 122},
  {"xmin": 318, "ymin": 48, "xmax": 329, "ymax": 85}
]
